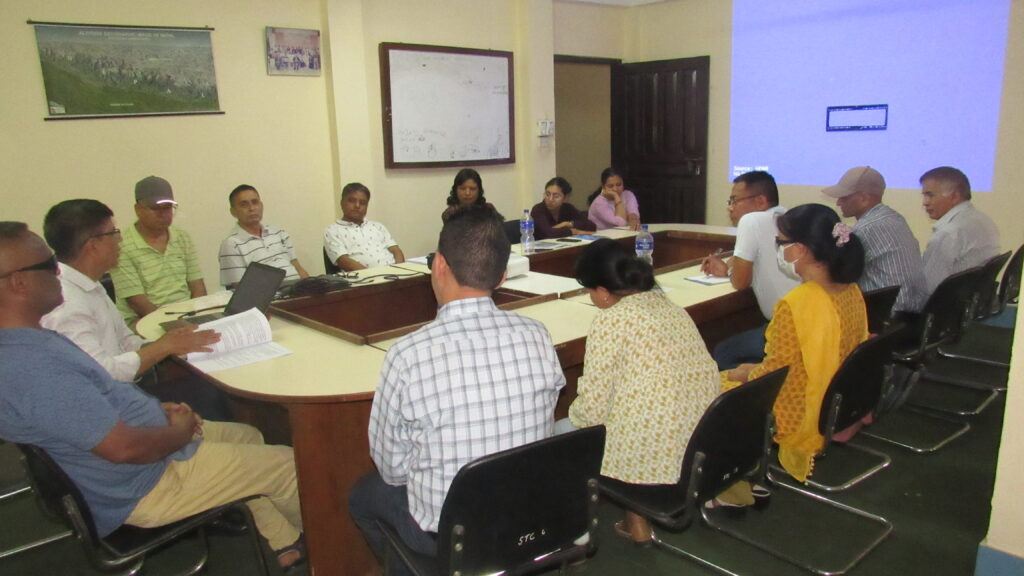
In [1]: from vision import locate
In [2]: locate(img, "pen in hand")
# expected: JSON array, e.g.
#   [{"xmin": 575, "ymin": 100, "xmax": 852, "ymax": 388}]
[{"xmin": 702, "ymin": 248, "xmax": 724, "ymax": 277}]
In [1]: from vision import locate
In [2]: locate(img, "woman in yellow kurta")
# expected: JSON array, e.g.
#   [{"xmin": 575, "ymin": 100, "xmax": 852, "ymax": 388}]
[
  {"xmin": 724, "ymin": 204, "xmax": 868, "ymax": 484},
  {"xmin": 565, "ymin": 239, "xmax": 719, "ymax": 544}
]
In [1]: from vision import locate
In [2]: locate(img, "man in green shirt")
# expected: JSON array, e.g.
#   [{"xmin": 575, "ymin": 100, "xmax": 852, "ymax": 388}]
[{"xmin": 111, "ymin": 176, "xmax": 207, "ymax": 324}]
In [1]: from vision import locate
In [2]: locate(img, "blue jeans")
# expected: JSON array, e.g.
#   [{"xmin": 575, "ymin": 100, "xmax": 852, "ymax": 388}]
[
  {"xmin": 712, "ymin": 324, "xmax": 768, "ymax": 371},
  {"xmin": 349, "ymin": 471, "xmax": 437, "ymax": 576}
]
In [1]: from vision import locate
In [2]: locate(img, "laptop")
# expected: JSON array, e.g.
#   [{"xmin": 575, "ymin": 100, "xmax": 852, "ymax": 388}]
[{"xmin": 160, "ymin": 262, "xmax": 286, "ymax": 331}]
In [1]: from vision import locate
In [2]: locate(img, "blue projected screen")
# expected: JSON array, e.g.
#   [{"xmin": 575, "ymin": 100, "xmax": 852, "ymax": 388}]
[{"xmin": 729, "ymin": 0, "xmax": 1009, "ymax": 191}]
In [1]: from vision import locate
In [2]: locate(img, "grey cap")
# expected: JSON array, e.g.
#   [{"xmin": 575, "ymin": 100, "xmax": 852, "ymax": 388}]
[
  {"xmin": 822, "ymin": 166, "xmax": 886, "ymax": 198},
  {"xmin": 134, "ymin": 176, "xmax": 177, "ymax": 206}
]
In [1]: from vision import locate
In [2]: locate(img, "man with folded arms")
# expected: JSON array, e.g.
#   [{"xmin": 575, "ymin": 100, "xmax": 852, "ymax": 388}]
[
  {"xmin": 823, "ymin": 166, "xmax": 927, "ymax": 314},
  {"xmin": 218, "ymin": 184, "xmax": 309, "ymax": 289},
  {"xmin": 112, "ymin": 176, "xmax": 207, "ymax": 325},
  {"xmin": 349, "ymin": 206, "xmax": 565, "ymax": 571},
  {"xmin": 919, "ymin": 166, "xmax": 1000, "ymax": 294},
  {"xmin": 0, "ymin": 222, "xmax": 305, "ymax": 570},
  {"xmin": 41, "ymin": 199, "xmax": 229, "ymax": 420}
]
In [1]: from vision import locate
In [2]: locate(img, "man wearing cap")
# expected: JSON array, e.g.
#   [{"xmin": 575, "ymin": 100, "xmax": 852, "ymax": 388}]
[
  {"xmin": 111, "ymin": 176, "xmax": 207, "ymax": 324},
  {"xmin": 824, "ymin": 166, "xmax": 928, "ymax": 313},
  {"xmin": 919, "ymin": 166, "xmax": 1000, "ymax": 294},
  {"xmin": 218, "ymin": 184, "xmax": 309, "ymax": 289}
]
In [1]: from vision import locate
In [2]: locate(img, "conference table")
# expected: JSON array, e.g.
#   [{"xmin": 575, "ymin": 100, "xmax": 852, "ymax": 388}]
[{"xmin": 138, "ymin": 223, "xmax": 761, "ymax": 576}]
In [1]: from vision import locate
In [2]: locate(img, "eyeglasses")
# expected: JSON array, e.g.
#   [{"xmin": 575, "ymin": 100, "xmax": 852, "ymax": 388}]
[
  {"xmin": 90, "ymin": 228, "xmax": 122, "ymax": 241},
  {"xmin": 0, "ymin": 254, "xmax": 58, "ymax": 278},
  {"xmin": 774, "ymin": 236, "xmax": 795, "ymax": 247},
  {"xmin": 727, "ymin": 194, "xmax": 762, "ymax": 207}
]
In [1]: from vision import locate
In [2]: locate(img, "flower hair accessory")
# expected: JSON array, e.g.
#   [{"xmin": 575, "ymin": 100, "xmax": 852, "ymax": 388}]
[{"xmin": 832, "ymin": 222, "xmax": 852, "ymax": 247}]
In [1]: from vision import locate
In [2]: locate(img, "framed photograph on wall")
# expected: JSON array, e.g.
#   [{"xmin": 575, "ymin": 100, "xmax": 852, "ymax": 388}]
[
  {"xmin": 30, "ymin": 21, "xmax": 222, "ymax": 120},
  {"xmin": 266, "ymin": 27, "xmax": 321, "ymax": 76}
]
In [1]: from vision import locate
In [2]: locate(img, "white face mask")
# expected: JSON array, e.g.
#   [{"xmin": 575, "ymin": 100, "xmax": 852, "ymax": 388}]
[{"xmin": 776, "ymin": 243, "xmax": 801, "ymax": 280}]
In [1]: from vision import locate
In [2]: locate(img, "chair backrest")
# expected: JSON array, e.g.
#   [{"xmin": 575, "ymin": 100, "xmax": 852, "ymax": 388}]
[
  {"xmin": 862, "ymin": 286, "xmax": 900, "ymax": 334},
  {"xmin": 323, "ymin": 248, "xmax": 341, "ymax": 275},
  {"xmin": 915, "ymin": 266, "xmax": 986, "ymax": 353},
  {"xmin": 503, "ymin": 219, "xmax": 522, "ymax": 245},
  {"xmin": 818, "ymin": 326, "xmax": 904, "ymax": 442},
  {"xmin": 436, "ymin": 425, "xmax": 605, "ymax": 575},
  {"xmin": 683, "ymin": 367, "xmax": 788, "ymax": 506},
  {"xmin": 997, "ymin": 244, "xmax": 1024, "ymax": 311},
  {"xmin": 973, "ymin": 251, "xmax": 1011, "ymax": 320},
  {"xmin": 16, "ymin": 444, "xmax": 103, "ymax": 548}
]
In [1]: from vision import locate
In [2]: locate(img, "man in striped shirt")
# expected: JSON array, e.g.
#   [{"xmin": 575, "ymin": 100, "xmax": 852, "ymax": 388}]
[
  {"xmin": 218, "ymin": 185, "xmax": 309, "ymax": 289},
  {"xmin": 349, "ymin": 206, "xmax": 565, "ymax": 571},
  {"xmin": 823, "ymin": 166, "xmax": 928, "ymax": 313}
]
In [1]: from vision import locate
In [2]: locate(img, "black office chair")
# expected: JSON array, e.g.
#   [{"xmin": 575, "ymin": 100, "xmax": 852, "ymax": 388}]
[
  {"xmin": 767, "ymin": 327, "xmax": 906, "ymax": 492},
  {"xmin": 0, "ymin": 440, "xmax": 73, "ymax": 560},
  {"xmin": 937, "ymin": 246, "xmax": 1021, "ymax": 367},
  {"xmin": 862, "ymin": 286, "xmax": 900, "ymax": 335},
  {"xmin": 323, "ymin": 248, "xmax": 341, "ymax": 275},
  {"xmin": 502, "ymin": 219, "xmax": 521, "ymax": 245},
  {"xmin": 597, "ymin": 367, "xmax": 788, "ymax": 574},
  {"xmin": 379, "ymin": 426, "xmax": 605, "ymax": 576},
  {"xmin": 16, "ymin": 444, "xmax": 269, "ymax": 575},
  {"xmin": 99, "ymin": 273, "xmax": 116, "ymax": 303}
]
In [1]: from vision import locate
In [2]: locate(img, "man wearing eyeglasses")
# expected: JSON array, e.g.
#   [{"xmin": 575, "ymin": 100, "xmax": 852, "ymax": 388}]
[
  {"xmin": 40, "ymin": 199, "xmax": 228, "ymax": 418},
  {"xmin": 0, "ymin": 222, "xmax": 306, "ymax": 570},
  {"xmin": 700, "ymin": 171, "xmax": 799, "ymax": 370},
  {"xmin": 110, "ymin": 176, "xmax": 208, "ymax": 325}
]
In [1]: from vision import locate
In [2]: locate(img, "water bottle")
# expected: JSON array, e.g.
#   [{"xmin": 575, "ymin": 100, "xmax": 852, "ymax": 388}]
[
  {"xmin": 635, "ymin": 224, "xmax": 653, "ymax": 266},
  {"xmin": 520, "ymin": 209, "xmax": 535, "ymax": 255}
]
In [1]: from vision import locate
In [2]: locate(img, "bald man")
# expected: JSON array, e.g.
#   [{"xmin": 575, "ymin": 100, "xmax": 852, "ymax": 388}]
[{"xmin": 0, "ymin": 222, "xmax": 305, "ymax": 570}]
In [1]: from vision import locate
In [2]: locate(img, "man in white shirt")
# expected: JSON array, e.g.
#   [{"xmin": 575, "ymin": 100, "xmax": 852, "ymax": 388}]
[
  {"xmin": 701, "ymin": 171, "xmax": 799, "ymax": 369},
  {"xmin": 920, "ymin": 166, "xmax": 1001, "ymax": 294},
  {"xmin": 323, "ymin": 182, "xmax": 405, "ymax": 272},
  {"xmin": 218, "ymin": 184, "xmax": 309, "ymax": 288},
  {"xmin": 40, "ymin": 199, "xmax": 228, "ymax": 419}
]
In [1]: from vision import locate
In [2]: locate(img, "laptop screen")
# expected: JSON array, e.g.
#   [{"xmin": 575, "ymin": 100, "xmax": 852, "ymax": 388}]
[{"xmin": 225, "ymin": 262, "xmax": 287, "ymax": 316}]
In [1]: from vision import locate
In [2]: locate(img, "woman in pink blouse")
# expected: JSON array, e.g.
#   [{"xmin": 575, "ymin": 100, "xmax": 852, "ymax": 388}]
[{"xmin": 587, "ymin": 167, "xmax": 641, "ymax": 231}]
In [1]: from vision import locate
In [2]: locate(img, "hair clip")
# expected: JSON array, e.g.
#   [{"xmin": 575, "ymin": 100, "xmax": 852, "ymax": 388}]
[{"xmin": 832, "ymin": 222, "xmax": 852, "ymax": 247}]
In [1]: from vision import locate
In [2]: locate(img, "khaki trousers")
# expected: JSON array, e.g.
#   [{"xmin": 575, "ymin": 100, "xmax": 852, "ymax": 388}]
[{"xmin": 125, "ymin": 421, "xmax": 302, "ymax": 550}]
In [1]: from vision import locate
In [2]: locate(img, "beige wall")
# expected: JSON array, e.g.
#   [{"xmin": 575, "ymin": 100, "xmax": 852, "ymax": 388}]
[
  {"xmin": 325, "ymin": 0, "xmax": 556, "ymax": 257},
  {"xmin": 553, "ymin": 62, "xmax": 611, "ymax": 210},
  {"xmin": 1, "ymin": 0, "xmax": 336, "ymax": 283}
]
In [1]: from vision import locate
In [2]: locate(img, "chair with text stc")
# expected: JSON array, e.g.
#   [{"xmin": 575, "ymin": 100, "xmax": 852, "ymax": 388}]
[
  {"xmin": 862, "ymin": 285, "xmax": 900, "ymax": 335},
  {"xmin": 15, "ymin": 444, "xmax": 270, "ymax": 576},
  {"xmin": 597, "ymin": 367, "xmax": 787, "ymax": 574},
  {"xmin": 378, "ymin": 425, "xmax": 606, "ymax": 576},
  {"xmin": 768, "ymin": 326, "xmax": 907, "ymax": 492}
]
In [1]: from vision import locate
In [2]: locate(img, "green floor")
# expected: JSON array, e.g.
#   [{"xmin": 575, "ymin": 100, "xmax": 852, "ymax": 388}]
[{"xmin": 1, "ymin": 392, "xmax": 1004, "ymax": 576}]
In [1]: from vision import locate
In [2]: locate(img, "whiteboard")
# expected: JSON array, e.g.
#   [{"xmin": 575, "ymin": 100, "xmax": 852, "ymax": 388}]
[{"xmin": 380, "ymin": 43, "xmax": 515, "ymax": 168}]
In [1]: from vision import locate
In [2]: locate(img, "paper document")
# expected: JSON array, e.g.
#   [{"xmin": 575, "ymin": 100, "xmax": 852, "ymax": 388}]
[
  {"xmin": 186, "ymin": 308, "xmax": 292, "ymax": 372},
  {"xmin": 685, "ymin": 274, "xmax": 733, "ymax": 286}
]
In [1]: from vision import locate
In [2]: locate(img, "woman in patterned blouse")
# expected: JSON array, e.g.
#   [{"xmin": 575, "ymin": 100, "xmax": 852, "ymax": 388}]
[
  {"xmin": 723, "ymin": 204, "xmax": 867, "ymax": 486},
  {"xmin": 564, "ymin": 238, "xmax": 719, "ymax": 545}
]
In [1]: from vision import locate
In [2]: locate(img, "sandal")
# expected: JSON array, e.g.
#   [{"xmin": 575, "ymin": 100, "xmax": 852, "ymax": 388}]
[
  {"xmin": 275, "ymin": 535, "xmax": 307, "ymax": 571},
  {"xmin": 613, "ymin": 519, "xmax": 653, "ymax": 548}
]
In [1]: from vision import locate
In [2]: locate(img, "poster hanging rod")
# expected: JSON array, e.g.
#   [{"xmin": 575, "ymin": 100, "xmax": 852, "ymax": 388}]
[{"xmin": 27, "ymin": 20, "xmax": 213, "ymax": 31}]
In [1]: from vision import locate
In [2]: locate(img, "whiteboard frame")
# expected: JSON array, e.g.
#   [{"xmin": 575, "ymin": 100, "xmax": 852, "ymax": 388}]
[{"xmin": 379, "ymin": 42, "xmax": 515, "ymax": 169}]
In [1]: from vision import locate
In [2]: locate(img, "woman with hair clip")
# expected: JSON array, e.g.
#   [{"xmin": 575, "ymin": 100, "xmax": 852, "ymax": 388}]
[
  {"xmin": 721, "ymin": 203, "xmax": 867, "ymax": 495},
  {"xmin": 559, "ymin": 238, "xmax": 719, "ymax": 545},
  {"xmin": 587, "ymin": 167, "xmax": 641, "ymax": 231},
  {"xmin": 441, "ymin": 168, "xmax": 500, "ymax": 222}
]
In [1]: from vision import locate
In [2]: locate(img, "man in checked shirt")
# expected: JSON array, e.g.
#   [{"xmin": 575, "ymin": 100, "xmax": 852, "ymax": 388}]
[{"xmin": 349, "ymin": 205, "xmax": 566, "ymax": 573}]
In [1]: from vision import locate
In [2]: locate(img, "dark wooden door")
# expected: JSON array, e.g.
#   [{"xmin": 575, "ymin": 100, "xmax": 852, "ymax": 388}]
[{"xmin": 612, "ymin": 56, "xmax": 709, "ymax": 224}]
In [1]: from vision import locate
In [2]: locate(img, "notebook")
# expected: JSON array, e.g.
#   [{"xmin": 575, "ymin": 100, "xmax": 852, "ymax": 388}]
[{"xmin": 160, "ymin": 262, "xmax": 286, "ymax": 331}]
